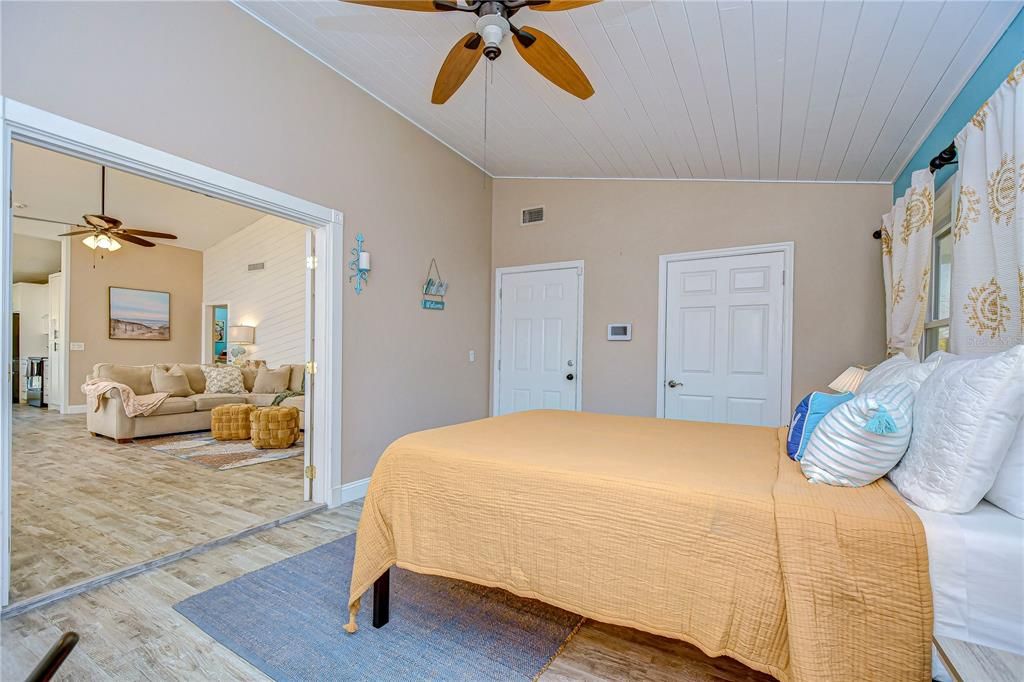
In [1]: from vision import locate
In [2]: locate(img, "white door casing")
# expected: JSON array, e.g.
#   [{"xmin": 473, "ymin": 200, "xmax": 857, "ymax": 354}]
[
  {"xmin": 657, "ymin": 243, "xmax": 793, "ymax": 426},
  {"xmin": 493, "ymin": 262, "xmax": 583, "ymax": 415}
]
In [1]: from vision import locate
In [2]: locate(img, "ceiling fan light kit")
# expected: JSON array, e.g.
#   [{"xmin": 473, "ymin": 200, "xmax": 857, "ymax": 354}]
[{"xmin": 345, "ymin": 0, "xmax": 598, "ymax": 103}]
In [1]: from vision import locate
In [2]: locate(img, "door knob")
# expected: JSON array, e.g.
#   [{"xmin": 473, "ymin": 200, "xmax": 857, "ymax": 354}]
[
  {"xmin": 566, "ymin": 373, "xmax": 575, "ymax": 381},
  {"xmin": 667, "ymin": 380, "xmax": 682, "ymax": 388}
]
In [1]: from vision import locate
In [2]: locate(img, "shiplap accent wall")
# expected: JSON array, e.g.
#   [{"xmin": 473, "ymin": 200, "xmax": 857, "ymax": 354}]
[{"xmin": 203, "ymin": 215, "xmax": 308, "ymax": 368}]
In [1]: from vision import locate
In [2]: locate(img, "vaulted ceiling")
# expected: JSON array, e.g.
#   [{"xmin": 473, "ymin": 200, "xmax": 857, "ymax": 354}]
[
  {"xmin": 238, "ymin": 0, "xmax": 1021, "ymax": 181},
  {"xmin": 12, "ymin": 142, "xmax": 268, "ymax": 251}
]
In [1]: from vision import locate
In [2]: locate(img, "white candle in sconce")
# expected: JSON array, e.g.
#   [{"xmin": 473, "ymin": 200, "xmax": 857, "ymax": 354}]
[{"xmin": 358, "ymin": 251, "xmax": 371, "ymax": 271}]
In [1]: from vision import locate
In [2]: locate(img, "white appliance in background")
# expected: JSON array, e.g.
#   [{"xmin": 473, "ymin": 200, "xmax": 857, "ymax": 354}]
[
  {"xmin": 48, "ymin": 272, "xmax": 64, "ymax": 411},
  {"xmin": 495, "ymin": 264, "xmax": 582, "ymax": 415},
  {"xmin": 661, "ymin": 250, "xmax": 787, "ymax": 427},
  {"xmin": 11, "ymin": 282, "xmax": 49, "ymax": 404}
]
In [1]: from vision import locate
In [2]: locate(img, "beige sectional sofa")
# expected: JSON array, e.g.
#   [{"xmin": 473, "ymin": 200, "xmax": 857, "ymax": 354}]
[{"xmin": 86, "ymin": 363, "xmax": 305, "ymax": 443}]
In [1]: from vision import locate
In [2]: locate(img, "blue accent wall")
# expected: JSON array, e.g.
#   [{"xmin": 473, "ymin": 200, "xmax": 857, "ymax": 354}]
[{"xmin": 893, "ymin": 8, "xmax": 1024, "ymax": 199}]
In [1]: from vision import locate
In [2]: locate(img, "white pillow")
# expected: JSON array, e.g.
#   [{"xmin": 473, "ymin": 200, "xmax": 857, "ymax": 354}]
[
  {"xmin": 857, "ymin": 353, "xmax": 940, "ymax": 394},
  {"xmin": 800, "ymin": 382, "xmax": 915, "ymax": 487},
  {"xmin": 200, "ymin": 365, "xmax": 246, "ymax": 394},
  {"xmin": 985, "ymin": 417, "xmax": 1024, "ymax": 518},
  {"xmin": 889, "ymin": 345, "xmax": 1024, "ymax": 513}
]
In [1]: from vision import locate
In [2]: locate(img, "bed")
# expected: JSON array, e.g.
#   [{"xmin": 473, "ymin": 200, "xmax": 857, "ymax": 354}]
[
  {"xmin": 910, "ymin": 499, "xmax": 1024, "ymax": 680},
  {"xmin": 346, "ymin": 410, "xmax": 932, "ymax": 682}
]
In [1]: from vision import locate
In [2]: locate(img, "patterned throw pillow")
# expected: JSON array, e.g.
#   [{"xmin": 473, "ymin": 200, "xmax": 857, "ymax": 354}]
[
  {"xmin": 786, "ymin": 391, "xmax": 854, "ymax": 461},
  {"xmin": 800, "ymin": 383, "xmax": 915, "ymax": 487},
  {"xmin": 201, "ymin": 365, "xmax": 246, "ymax": 394}
]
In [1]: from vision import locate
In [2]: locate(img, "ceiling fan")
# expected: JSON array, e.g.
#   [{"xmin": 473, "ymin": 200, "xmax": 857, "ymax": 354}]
[
  {"xmin": 14, "ymin": 165, "xmax": 179, "ymax": 251},
  {"xmin": 342, "ymin": 0, "xmax": 599, "ymax": 104}
]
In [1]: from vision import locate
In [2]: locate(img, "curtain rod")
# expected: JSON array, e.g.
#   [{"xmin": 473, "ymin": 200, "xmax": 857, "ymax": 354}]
[{"xmin": 872, "ymin": 142, "xmax": 957, "ymax": 239}]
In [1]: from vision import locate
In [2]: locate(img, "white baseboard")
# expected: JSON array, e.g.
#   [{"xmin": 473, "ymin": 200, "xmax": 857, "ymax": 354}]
[
  {"xmin": 339, "ymin": 477, "xmax": 370, "ymax": 504},
  {"xmin": 64, "ymin": 404, "xmax": 87, "ymax": 415}
]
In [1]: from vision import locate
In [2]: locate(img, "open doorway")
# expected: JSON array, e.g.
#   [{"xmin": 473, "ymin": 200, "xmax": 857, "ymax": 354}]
[{"xmin": 4, "ymin": 140, "xmax": 319, "ymax": 607}]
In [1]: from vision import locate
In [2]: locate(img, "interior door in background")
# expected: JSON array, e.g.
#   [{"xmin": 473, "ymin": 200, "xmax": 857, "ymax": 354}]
[
  {"xmin": 496, "ymin": 265, "xmax": 581, "ymax": 415},
  {"xmin": 663, "ymin": 251, "xmax": 785, "ymax": 426}
]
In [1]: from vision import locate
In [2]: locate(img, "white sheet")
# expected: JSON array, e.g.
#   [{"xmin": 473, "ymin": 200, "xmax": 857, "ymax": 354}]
[{"xmin": 910, "ymin": 499, "xmax": 1024, "ymax": 679}]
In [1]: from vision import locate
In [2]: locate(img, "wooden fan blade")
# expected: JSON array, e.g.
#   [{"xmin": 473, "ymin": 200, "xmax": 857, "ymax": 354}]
[
  {"xmin": 529, "ymin": 0, "xmax": 601, "ymax": 11},
  {"xmin": 513, "ymin": 26, "xmax": 594, "ymax": 99},
  {"xmin": 431, "ymin": 33, "xmax": 484, "ymax": 104},
  {"xmin": 56, "ymin": 230, "xmax": 96, "ymax": 237},
  {"xmin": 341, "ymin": 0, "xmax": 446, "ymax": 11},
  {"xmin": 119, "ymin": 229, "xmax": 178, "ymax": 240},
  {"xmin": 84, "ymin": 214, "xmax": 122, "ymax": 230},
  {"xmin": 115, "ymin": 233, "xmax": 156, "ymax": 247},
  {"xmin": 14, "ymin": 214, "xmax": 89, "ymax": 229}
]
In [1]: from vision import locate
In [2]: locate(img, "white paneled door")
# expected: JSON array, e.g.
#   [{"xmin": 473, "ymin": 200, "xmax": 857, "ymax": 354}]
[
  {"xmin": 495, "ymin": 264, "xmax": 582, "ymax": 416},
  {"xmin": 662, "ymin": 250, "xmax": 787, "ymax": 426}
]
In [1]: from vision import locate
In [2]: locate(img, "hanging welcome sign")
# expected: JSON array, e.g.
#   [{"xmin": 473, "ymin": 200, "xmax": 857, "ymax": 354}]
[{"xmin": 422, "ymin": 258, "xmax": 447, "ymax": 310}]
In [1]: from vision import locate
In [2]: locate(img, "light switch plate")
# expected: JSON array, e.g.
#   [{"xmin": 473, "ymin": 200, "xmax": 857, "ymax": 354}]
[
  {"xmin": 70, "ymin": 342, "xmax": 85, "ymax": 351},
  {"xmin": 469, "ymin": 350, "xmax": 476, "ymax": 363}
]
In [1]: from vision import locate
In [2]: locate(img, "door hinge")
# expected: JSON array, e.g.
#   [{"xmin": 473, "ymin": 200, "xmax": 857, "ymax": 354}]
[
  {"xmin": 306, "ymin": 256, "xmax": 318, "ymax": 270},
  {"xmin": 498, "ymin": 288, "xmax": 502, "ymax": 300},
  {"xmin": 782, "ymin": 270, "xmax": 786, "ymax": 285},
  {"xmin": 304, "ymin": 464, "xmax": 317, "ymax": 479},
  {"xmin": 498, "ymin": 359, "xmax": 501, "ymax": 371},
  {"xmin": 305, "ymin": 361, "xmax": 317, "ymax": 375}
]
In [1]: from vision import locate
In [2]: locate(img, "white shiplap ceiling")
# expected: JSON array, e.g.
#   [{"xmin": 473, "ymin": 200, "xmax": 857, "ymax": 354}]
[{"xmin": 238, "ymin": 0, "xmax": 1021, "ymax": 181}]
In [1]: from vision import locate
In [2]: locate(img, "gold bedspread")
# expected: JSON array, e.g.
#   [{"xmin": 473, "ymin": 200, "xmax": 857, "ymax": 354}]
[{"xmin": 346, "ymin": 410, "xmax": 931, "ymax": 681}]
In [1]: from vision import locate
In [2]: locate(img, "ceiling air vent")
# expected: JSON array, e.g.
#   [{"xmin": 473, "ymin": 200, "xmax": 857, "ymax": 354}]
[
  {"xmin": 521, "ymin": 206, "xmax": 545, "ymax": 226},
  {"xmin": 248, "ymin": 262, "xmax": 265, "ymax": 272}
]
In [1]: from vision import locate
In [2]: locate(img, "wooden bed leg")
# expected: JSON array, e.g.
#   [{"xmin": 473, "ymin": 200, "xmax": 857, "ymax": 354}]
[{"xmin": 372, "ymin": 569, "xmax": 390, "ymax": 629}]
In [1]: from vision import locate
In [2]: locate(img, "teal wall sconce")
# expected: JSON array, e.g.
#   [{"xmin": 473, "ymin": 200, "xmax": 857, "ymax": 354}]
[{"xmin": 348, "ymin": 232, "xmax": 370, "ymax": 294}]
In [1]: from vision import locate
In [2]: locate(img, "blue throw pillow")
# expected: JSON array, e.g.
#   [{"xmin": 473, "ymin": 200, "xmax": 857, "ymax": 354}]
[{"xmin": 786, "ymin": 391, "xmax": 855, "ymax": 461}]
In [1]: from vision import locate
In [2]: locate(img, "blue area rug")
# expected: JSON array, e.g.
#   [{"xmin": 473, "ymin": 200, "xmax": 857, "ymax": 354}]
[{"xmin": 174, "ymin": 533, "xmax": 583, "ymax": 681}]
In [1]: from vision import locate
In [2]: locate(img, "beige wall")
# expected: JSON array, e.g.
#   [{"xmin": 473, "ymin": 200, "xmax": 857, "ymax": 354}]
[
  {"xmin": 492, "ymin": 179, "xmax": 892, "ymax": 417},
  {"xmin": 2, "ymin": 1, "xmax": 493, "ymax": 484},
  {"xmin": 68, "ymin": 241, "xmax": 203, "ymax": 405}
]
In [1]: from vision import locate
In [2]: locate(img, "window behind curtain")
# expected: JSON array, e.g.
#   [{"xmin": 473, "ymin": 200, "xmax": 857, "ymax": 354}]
[{"xmin": 923, "ymin": 177, "xmax": 954, "ymax": 357}]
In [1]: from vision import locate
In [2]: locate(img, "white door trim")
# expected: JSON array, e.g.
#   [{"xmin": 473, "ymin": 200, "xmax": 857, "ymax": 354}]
[
  {"xmin": 491, "ymin": 260, "xmax": 584, "ymax": 416},
  {"xmin": 0, "ymin": 98, "xmax": 344, "ymax": 607},
  {"xmin": 200, "ymin": 302, "xmax": 230, "ymax": 365},
  {"xmin": 656, "ymin": 242, "xmax": 794, "ymax": 423}
]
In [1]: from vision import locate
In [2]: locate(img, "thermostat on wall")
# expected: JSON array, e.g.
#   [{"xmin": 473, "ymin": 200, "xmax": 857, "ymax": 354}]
[{"xmin": 607, "ymin": 323, "xmax": 632, "ymax": 341}]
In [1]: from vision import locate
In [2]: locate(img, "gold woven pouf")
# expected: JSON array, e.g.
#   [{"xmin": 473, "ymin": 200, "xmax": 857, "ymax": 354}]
[
  {"xmin": 211, "ymin": 403, "xmax": 256, "ymax": 441},
  {"xmin": 250, "ymin": 406, "xmax": 300, "ymax": 449}
]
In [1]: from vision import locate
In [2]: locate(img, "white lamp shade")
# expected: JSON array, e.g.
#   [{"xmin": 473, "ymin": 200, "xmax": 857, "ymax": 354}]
[
  {"xmin": 829, "ymin": 366, "xmax": 869, "ymax": 393},
  {"xmin": 228, "ymin": 325, "xmax": 255, "ymax": 345}
]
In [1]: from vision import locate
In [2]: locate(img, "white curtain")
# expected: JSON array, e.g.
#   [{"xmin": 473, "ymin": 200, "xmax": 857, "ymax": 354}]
[
  {"xmin": 951, "ymin": 61, "xmax": 1024, "ymax": 354},
  {"xmin": 881, "ymin": 168, "xmax": 935, "ymax": 357}
]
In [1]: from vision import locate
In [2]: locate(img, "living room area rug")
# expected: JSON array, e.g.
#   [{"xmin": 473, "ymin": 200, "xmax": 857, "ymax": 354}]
[
  {"xmin": 145, "ymin": 431, "xmax": 303, "ymax": 470},
  {"xmin": 174, "ymin": 533, "xmax": 583, "ymax": 681}
]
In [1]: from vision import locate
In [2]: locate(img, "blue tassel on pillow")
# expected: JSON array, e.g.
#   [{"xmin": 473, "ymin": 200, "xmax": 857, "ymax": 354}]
[{"xmin": 864, "ymin": 406, "xmax": 897, "ymax": 435}]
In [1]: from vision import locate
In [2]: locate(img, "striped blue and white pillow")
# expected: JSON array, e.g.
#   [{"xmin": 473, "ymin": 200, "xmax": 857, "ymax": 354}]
[{"xmin": 800, "ymin": 383, "xmax": 915, "ymax": 487}]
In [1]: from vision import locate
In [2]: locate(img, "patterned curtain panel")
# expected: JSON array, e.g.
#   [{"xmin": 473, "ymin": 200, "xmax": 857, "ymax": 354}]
[
  {"xmin": 951, "ymin": 61, "xmax": 1024, "ymax": 354},
  {"xmin": 880, "ymin": 168, "xmax": 934, "ymax": 357}
]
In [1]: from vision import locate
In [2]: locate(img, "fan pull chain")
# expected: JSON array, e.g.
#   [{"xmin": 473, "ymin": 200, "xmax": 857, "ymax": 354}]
[{"xmin": 483, "ymin": 60, "xmax": 490, "ymax": 179}]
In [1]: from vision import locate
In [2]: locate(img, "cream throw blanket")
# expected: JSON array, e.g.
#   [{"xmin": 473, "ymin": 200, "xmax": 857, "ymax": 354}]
[
  {"xmin": 346, "ymin": 411, "xmax": 931, "ymax": 682},
  {"xmin": 81, "ymin": 378, "xmax": 169, "ymax": 417}
]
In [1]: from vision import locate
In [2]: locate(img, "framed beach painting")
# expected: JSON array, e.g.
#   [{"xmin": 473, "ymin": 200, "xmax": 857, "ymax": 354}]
[{"xmin": 109, "ymin": 287, "xmax": 171, "ymax": 340}]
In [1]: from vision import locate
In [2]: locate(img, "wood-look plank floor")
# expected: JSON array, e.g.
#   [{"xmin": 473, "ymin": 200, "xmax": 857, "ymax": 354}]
[
  {"xmin": 10, "ymin": 404, "xmax": 314, "ymax": 602},
  {"xmin": 1, "ymin": 503, "xmax": 772, "ymax": 681}
]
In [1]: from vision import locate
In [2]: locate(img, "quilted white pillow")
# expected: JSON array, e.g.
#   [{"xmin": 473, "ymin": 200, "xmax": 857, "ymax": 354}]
[
  {"xmin": 985, "ymin": 417, "xmax": 1024, "ymax": 518},
  {"xmin": 800, "ymin": 383, "xmax": 915, "ymax": 487},
  {"xmin": 857, "ymin": 353, "xmax": 941, "ymax": 394},
  {"xmin": 200, "ymin": 365, "xmax": 246, "ymax": 394},
  {"xmin": 889, "ymin": 345, "xmax": 1024, "ymax": 513}
]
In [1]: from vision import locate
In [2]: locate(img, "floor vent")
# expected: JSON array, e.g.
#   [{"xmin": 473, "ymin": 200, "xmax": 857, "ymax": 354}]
[
  {"xmin": 521, "ymin": 206, "xmax": 545, "ymax": 225},
  {"xmin": 248, "ymin": 262, "xmax": 265, "ymax": 272}
]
